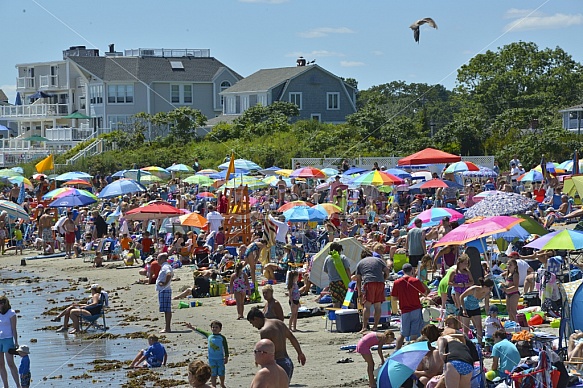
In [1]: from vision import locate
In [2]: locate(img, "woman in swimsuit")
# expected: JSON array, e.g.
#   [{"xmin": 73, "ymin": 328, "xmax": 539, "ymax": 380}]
[
  {"xmin": 459, "ymin": 277, "xmax": 494, "ymax": 346},
  {"xmin": 230, "ymin": 262, "xmax": 249, "ymax": 320},
  {"xmin": 53, "ymin": 284, "xmax": 105, "ymax": 334},
  {"xmin": 262, "ymin": 285, "xmax": 284, "ymax": 321},
  {"xmin": 448, "ymin": 254, "xmax": 473, "ymax": 312},
  {"xmin": 438, "ymin": 322, "xmax": 475, "ymax": 388},
  {"xmin": 501, "ymin": 259, "xmax": 520, "ymax": 322},
  {"xmin": 244, "ymin": 240, "xmax": 266, "ymax": 286},
  {"xmin": 356, "ymin": 330, "xmax": 395, "ymax": 388}
]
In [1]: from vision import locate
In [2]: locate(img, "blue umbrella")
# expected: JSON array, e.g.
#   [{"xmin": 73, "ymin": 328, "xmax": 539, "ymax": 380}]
[
  {"xmin": 98, "ymin": 178, "xmax": 146, "ymax": 199},
  {"xmin": 11, "ymin": 167, "xmax": 24, "ymax": 174},
  {"xmin": 462, "ymin": 166, "xmax": 498, "ymax": 178},
  {"xmin": 106, "ymin": 205, "xmax": 122, "ymax": 224},
  {"xmin": 48, "ymin": 193, "xmax": 97, "ymax": 207},
  {"xmin": 321, "ymin": 168, "xmax": 339, "ymax": 177},
  {"xmin": 29, "ymin": 91, "xmax": 55, "ymax": 100},
  {"xmin": 258, "ymin": 166, "xmax": 282, "ymax": 176},
  {"xmin": 17, "ymin": 182, "xmax": 25, "ymax": 205},
  {"xmin": 15, "ymin": 92, "xmax": 22, "ymax": 106},
  {"xmin": 209, "ymin": 169, "xmax": 249, "ymax": 180},
  {"xmin": 282, "ymin": 206, "xmax": 327, "ymax": 222},
  {"xmin": 342, "ymin": 167, "xmax": 369, "ymax": 176},
  {"xmin": 55, "ymin": 171, "xmax": 92, "ymax": 181},
  {"xmin": 112, "ymin": 169, "xmax": 151, "ymax": 180},
  {"xmin": 167, "ymin": 163, "xmax": 194, "ymax": 173},
  {"xmin": 218, "ymin": 158, "xmax": 262, "ymax": 171},
  {"xmin": 377, "ymin": 341, "xmax": 430, "ymax": 388},
  {"xmin": 518, "ymin": 170, "xmax": 543, "ymax": 183},
  {"xmin": 464, "ymin": 192, "xmax": 538, "ymax": 219},
  {"xmin": 385, "ymin": 168, "xmax": 412, "ymax": 179}
]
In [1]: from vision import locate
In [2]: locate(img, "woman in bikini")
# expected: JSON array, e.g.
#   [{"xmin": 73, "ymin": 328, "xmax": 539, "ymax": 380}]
[
  {"xmin": 448, "ymin": 254, "xmax": 473, "ymax": 313},
  {"xmin": 501, "ymin": 259, "xmax": 520, "ymax": 322},
  {"xmin": 459, "ymin": 277, "xmax": 494, "ymax": 346},
  {"xmin": 230, "ymin": 262, "xmax": 249, "ymax": 320},
  {"xmin": 437, "ymin": 321, "xmax": 475, "ymax": 388}
]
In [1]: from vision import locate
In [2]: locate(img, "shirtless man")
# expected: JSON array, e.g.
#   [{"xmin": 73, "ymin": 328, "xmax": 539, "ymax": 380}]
[
  {"xmin": 250, "ymin": 339, "xmax": 288, "ymax": 388},
  {"xmin": 247, "ymin": 307, "xmax": 306, "ymax": 383},
  {"xmin": 62, "ymin": 211, "xmax": 77, "ymax": 258},
  {"xmin": 37, "ymin": 205, "xmax": 55, "ymax": 254},
  {"xmin": 9, "ymin": 183, "xmax": 20, "ymax": 203}
]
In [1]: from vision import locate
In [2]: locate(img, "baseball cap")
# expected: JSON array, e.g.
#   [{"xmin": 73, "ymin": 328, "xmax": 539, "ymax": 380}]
[
  {"xmin": 489, "ymin": 305, "xmax": 499, "ymax": 313},
  {"xmin": 402, "ymin": 263, "xmax": 413, "ymax": 272},
  {"xmin": 509, "ymin": 252, "xmax": 519, "ymax": 258}
]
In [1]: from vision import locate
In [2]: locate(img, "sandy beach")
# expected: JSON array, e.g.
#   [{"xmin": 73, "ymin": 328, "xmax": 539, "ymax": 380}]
[{"xmin": 1, "ymin": 250, "xmax": 376, "ymax": 388}]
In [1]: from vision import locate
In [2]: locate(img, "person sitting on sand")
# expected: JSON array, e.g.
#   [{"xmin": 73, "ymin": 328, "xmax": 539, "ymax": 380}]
[
  {"xmin": 173, "ymin": 270, "xmax": 214, "ymax": 299},
  {"xmin": 128, "ymin": 334, "xmax": 167, "ymax": 368},
  {"xmin": 188, "ymin": 360, "xmax": 212, "ymax": 388},
  {"xmin": 137, "ymin": 256, "xmax": 161, "ymax": 284},
  {"xmin": 53, "ymin": 284, "xmax": 107, "ymax": 334}
]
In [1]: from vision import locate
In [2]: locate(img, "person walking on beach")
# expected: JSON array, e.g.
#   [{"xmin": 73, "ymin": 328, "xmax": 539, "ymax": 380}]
[
  {"xmin": 406, "ymin": 218, "xmax": 427, "ymax": 274},
  {"xmin": 247, "ymin": 307, "xmax": 306, "ymax": 383},
  {"xmin": 250, "ymin": 339, "xmax": 289, "ymax": 388},
  {"xmin": 0, "ymin": 295, "xmax": 21, "ymax": 388},
  {"xmin": 156, "ymin": 253, "xmax": 173, "ymax": 333},
  {"xmin": 16, "ymin": 345, "xmax": 30, "ymax": 388},
  {"xmin": 323, "ymin": 242, "xmax": 351, "ymax": 308},
  {"xmin": 355, "ymin": 251, "xmax": 390, "ymax": 333},
  {"xmin": 62, "ymin": 211, "xmax": 76, "ymax": 259},
  {"xmin": 37, "ymin": 205, "xmax": 54, "ymax": 255}
]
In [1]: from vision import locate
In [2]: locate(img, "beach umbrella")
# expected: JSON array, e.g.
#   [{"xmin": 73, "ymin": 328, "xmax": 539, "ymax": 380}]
[
  {"xmin": 558, "ymin": 159, "xmax": 583, "ymax": 173},
  {"xmin": 125, "ymin": 201, "xmax": 184, "ymax": 221},
  {"xmin": 98, "ymin": 178, "xmax": 146, "ymax": 199},
  {"xmin": 434, "ymin": 216, "xmax": 525, "ymax": 247},
  {"xmin": 282, "ymin": 205, "xmax": 327, "ymax": 222},
  {"xmin": 29, "ymin": 90, "xmax": 55, "ymax": 100},
  {"xmin": 10, "ymin": 167, "xmax": 23, "ymax": 174},
  {"xmin": 407, "ymin": 208, "xmax": 464, "ymax": 228},
  {"xmin": 196, "ymin": 169, "xmax": 219, "ymax": 176},
  {"xmin": 258, "ymin": 166, "xmax": 283, "ymax": 176},
  {"xmin": 55, "ymin": 171, "xmax": 92, "ymax": 181},
  {"xmin": 179, "ymin": 212, "xmax": 208, "ymax": 228},
  {"xmin": 444, "ymin": 161, "xmax": 480, "ymax": 173},
  {"xmin": 349, "ymin": 170, "xmax": 404, "ymax": 187},
  {"xmin": 289, "ymin": 166, "xmax": 327, "ymax": 179},
  {"xmin": 462, "ymin": 166, "xmax": 498, "ymax": 178},
  {"xmin": 7, "ymin": 176, "xmax": 33, "ymax": 190},
  {"xmin": 220, "ymin": 176, "xmax": 268, "ymax": 190},
  {"xmin": 534, "ymin": 162, "xmax": 563, "ymax": 174},
  {"xmin": 514, "ymin": 214, "xmax": 548, "ymax": 236},
  {"xmin": 48, "ymin": 192, "xmax": 97, "ymax": 207},
  {"xmin": 262, "ymin": 176, "xmax": 292, "ymax": 187},
  {"xmin": 141, "ymin": 166, "xmax": 171, "ymax": 179},
  {"xmin": 409, "ymin": 178, "xmax": 460, "ymax": 190},
  {"xmin": 15, "ymin": 92, "xmax": 22, "ymax": 106},
  {"xmin": 218, "ymin": 158, "xmax": 262, "ymax": 171},
  {"xmin": 62, "ymin": 179, "xmax": 92, "ymax": 187},
  {"xmin": 0, "ymin": 200, "xmax": 29, "ymax": 221},
  {"xmin": 209, "ymin": 169, "xmax": 249, "ymax": 180},
  {"xmin": 492, "ymin": 224, "xmax": 531, "ymax": 242},
  {"xmin": 274, "ymin": 169, "xmax": 294, "ymax": 177},
  {"xmin": 313, "ymin": 203, "xmax": 342, "ymax": 216},
  {"xmin": 524, "ymin": 229, "xmax": 583, "ymax": 251},
  {"xmin": 32, "ymin": 173, "xmax": 47, "ymax": 180},
  {"xmin": 106, "ymin": 205, "xmax": 122, "ymax": 224},
  {"xmin": 518, "ymin": 170, "xmax": 543, "ymax": 182},
  {"xmin": 138, "ymin": 174, "xmax": 163, "ymax": 184},
  {"xmin": 398, "ymin": 147, "xmax": 461, "ymax": 166},
  {"xmin": 277, "ymin": 201, "xmax": 313, "ymax": 212},
  {"xmin": 184, "ymin": 175, "xmax": 215, "ymax": 186},
  {"xmin": 377, "ymin": 341, "xmax": 430, "ymax": 388},
  {"xmin": 464, "ymin": 192, "xmax": 538, "ymax": 219},
  {"xmin": 0, "ymin": 169, "xmax": 20, "ymax": 177},
  {"xmin": 112, "ymin": 169, "xmax": 152, "ymax": 180},
  {"xmin": 43, "ymin": 187, "xmax": 74, "ymax": 200},
  {"xmin": 342, "ymin": 167, "xmax": 369, "ymax": 176},
  {"xmin": 167, "ymin": 164, "xmax": 194, "ymax": 173},
  {"xmin": 385, "ymin": 168, "xmax": 412, "ymax": 179},
  {"xmin": 473, "ymin": 190, "xmax": 505, "ymax": 203},
  {"xmin": 321, "ymin": 168, "xmax": 339, "ymax": 177},
  {"xmin": 196, "ymin": 192, "xmax": 216, "ymax": 199}
]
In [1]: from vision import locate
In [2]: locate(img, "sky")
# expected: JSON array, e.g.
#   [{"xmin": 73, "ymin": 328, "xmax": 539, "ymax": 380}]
[{"xmin": 1, "ymin": 0, "xmax": 583, "ymax": 104}]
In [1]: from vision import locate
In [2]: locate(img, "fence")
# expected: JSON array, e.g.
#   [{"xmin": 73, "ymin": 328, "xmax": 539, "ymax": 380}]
[{"xmin": 291, "ymin": 156, "xmax": 495, "ymax": 170}]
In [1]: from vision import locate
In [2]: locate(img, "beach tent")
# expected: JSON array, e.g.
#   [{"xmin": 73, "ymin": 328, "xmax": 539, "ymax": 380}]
[
  {"xmin": 560, "ymin": 279, "xmax": 583, "ymax": 343},
  {"xmin": 309, "ymin": 237, "xmax": 366, "ymax": 289}
]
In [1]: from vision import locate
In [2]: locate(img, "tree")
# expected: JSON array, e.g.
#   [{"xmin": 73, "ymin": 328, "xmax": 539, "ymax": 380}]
[{"xmin": 154, "ymin": 107, "xmax": 207, "ymax": 143}]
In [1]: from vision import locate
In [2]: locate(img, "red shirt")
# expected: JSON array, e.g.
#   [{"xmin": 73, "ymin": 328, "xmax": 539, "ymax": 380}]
[
  {"xmin": 149, "ymin": 261, "xmax": 161, "ymax": 284},
  {"xmin": 391, "ymin": 275, "xmax": 425, "ymax": 313},
  {"xmin": 141, "ymin": 237, "xmax": 153, "ymax": 254}
]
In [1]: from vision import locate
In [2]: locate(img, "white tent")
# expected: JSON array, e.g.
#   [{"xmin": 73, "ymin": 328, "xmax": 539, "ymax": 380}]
[{"xmin": 309, "ymin": 237, "xmax": 366, "ymax": 288}]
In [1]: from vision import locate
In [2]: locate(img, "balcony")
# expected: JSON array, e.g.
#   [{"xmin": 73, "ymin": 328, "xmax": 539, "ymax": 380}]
[
  {"xmin": 0, "ymin": 104, "xmax": 69, "ymax": 118},
  {"xmin": 46, "ymin": 126, "xmax": 93, "ymax": 141},
  {"xmin": 39, "ymin": 75, "xmax": 59, "ymax": 89},
  {"xmin": 16, "ymin": 76, "xmax": 35, "ymax": 89}
]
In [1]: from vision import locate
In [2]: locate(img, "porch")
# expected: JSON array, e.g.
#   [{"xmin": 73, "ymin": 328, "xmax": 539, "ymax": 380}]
[{"xmin": 0, "ymin": 103, "xmax": 69, "ymax": 118}]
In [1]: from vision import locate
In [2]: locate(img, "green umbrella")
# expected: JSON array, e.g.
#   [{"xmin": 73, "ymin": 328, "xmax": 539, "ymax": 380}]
[
  {"xmin": 515, "ymin": 214, "xmax": 548, "ymax": 236},
  {"xmin": 63, "ymin": 112, "xmax": 92, "ymax": 119},
  {"xmin": 23, "ymin": 135, "xmax": 49, "ymax": 142},
  {"xmin": 184, "ymin": 175, "xmax": 215, "ymax": 186},
  {"xmin": 0, "ymin": 168, "xmax": 20, "ymax": 177}
]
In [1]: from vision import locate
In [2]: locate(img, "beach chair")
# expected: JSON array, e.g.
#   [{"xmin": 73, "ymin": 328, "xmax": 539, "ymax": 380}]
[{"xmin": 79, "ymin": 293, "xmax": 109, "ymax": 332}]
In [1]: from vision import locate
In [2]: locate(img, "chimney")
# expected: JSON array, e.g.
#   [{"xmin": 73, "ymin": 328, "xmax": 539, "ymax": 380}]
[{"xmin": 109, "ymin": 44, "xmax": 115, "ymax": 53}]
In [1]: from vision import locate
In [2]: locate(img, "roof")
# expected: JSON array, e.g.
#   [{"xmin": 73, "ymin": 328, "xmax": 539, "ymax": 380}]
[
  {"xmin": 69, "ymin": 56, "xmax": 242, "ymax": 83},
  {"xmin": 0, "ymin": 89, "xmax": 8, "ymax": 103},
  {"xmin": 221, "ymin": 66, "xmax": 313, "ymax": 93},
  {"xmin": 559, "ymin": 104, "xmax": 583, "ymax": 113}
]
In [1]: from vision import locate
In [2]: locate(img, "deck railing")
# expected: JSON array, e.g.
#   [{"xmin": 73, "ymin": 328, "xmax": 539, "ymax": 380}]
[{"xmin": 0, "ymin": 104, "xmax": 69, "ymax": 118}]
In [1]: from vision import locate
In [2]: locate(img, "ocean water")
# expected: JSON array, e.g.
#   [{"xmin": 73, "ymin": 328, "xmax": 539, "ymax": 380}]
[{"xmin": 1, "ymin": 269, "xmax": 147, "ymax": 387}]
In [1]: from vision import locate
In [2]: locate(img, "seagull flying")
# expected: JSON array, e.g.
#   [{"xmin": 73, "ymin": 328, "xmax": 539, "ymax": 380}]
[{"xmin": 410, "ymin": 17, "xmax": 438, "ymax": 43}]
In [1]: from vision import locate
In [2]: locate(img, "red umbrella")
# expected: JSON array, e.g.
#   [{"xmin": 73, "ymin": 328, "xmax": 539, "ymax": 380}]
[
  {"xmin": 125, "ymin": 201, "xmax": 184, "ymax": 221},
  {"xmin": 289, "ymin": 166, "xmax": 326, "ymax": 179},
  {"xmin": 398, "ymin": 147, "xmax": 461, "ymax": 166},
  {"xmin": 417, "ymin": 178, "xmax": 450, "ymax": 189},
  {"xmin": 62, "ymin": 179, "xmax": 92, "ymax": 187},
  {"xmin": 277, "ymin": 200, "xmax": 313, "ymax": 212}
]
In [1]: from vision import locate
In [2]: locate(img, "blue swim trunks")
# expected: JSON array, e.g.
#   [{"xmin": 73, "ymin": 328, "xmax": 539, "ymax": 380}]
[{"xmin": 209, "ymin": 358, "xmax": 225, "ymax": 377}]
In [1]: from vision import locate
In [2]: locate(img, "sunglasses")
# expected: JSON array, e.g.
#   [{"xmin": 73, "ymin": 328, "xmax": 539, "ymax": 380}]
[{"xmin": 253, "ymin": 349, "xmax": 272, "ymax": 355}]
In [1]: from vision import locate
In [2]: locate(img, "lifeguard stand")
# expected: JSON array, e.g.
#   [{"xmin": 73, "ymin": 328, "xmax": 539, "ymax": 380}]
[{"xmin": 223, "ymin": 185, "xmax": 252, "ymax": 246}]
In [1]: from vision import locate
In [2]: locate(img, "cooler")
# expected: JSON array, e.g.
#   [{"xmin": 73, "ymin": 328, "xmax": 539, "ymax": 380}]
[{"xmin": 336, "ymin": 309, "xmax": 360, "ymax": 333}]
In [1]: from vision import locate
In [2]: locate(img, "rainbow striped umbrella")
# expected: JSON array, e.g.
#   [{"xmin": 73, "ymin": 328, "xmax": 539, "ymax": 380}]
[
  {"xmin": 0, "ymin": 200, "xmax": 29, "ymax": 220},
  {"xmin": 43, "ymin": 188, "xmax": 97, "ymax": 201},
  {"xmin": 348, "ymin": 170, "xmax": 404, "ymax": 186},
  {"xmin": 7, "ymin": 176, "xmax": 33, "ymax": 190},
  {"xmin": 141, "ymin": 166, "xmax": 171, "ymax": 179}
]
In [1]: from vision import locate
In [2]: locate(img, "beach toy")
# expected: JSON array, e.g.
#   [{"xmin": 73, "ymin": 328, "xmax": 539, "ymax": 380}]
[
  {"xmin": 528, "ymin": 314, "xmax": 543, "ymax": 326},
  {"xmin": 178, "ymin": 301, "xmax": 189, "ymax": 309},
  {"xmin": 190, "ymin": 301, "xmax": 202, "ymax": 307},
  {"xmin": 550, "ymin": 318, "xmax": 561, "ymax": 329},
  {"xmin": 486, "ymin": 370, "xmax": 498, "ymax": 381}
]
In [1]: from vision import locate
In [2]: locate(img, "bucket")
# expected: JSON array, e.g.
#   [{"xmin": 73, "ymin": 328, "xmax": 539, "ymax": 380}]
[{"xmin": 178, "ymin": 301, "xmax": 190, "ymax": 309}]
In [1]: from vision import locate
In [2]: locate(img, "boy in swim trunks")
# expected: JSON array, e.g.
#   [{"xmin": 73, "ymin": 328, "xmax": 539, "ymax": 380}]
[{"xmin": 185, "ymin": 320, "xmax": 229, "ymax": 388}]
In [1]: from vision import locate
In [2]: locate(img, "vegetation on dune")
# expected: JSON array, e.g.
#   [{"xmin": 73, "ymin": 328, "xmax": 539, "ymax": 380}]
[{"xmin": 19, "ymin": 42, "xmax": 583, "ymax": 176}]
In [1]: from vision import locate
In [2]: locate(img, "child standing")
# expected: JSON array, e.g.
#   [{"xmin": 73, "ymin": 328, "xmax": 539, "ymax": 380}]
[
  {"xmin": 17, "ymin": 345, "xmax": 31, "ymax": 388},
  {"xmin": 417, "ymin": 254, "xmax": 433, "ymax": 283},
  {"xmin": 484, "ymin": 305, "xmax": 502, "ymax": 353},
  {"xmin": 356, "ymin": 330, "xmax": 396, "ymax": 388},
  {"xmin": 13, "ymin": 224, "xmax": 24, "ymax": 255},
  {"xmin": 185, "ymin": 321, "xmax": 229, "ymax": 388},
  {"xmin": 128, "ymin": 334, "xmax": 167, "ymax": 368},
  {"xmin": 287, "ymin": 271, "xmax": 300, "ymax": 332}
]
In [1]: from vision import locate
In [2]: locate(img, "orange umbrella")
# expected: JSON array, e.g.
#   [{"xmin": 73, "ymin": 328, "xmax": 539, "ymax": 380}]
[
  {"xmin": 313, "ymin": 203, "xmax": 342, "ymax": 215},
  {"xmin": 179, "ymin": 212, "xmax": 208, "ymax": 229},
  {"xmin": 277, "ymin": 201, "xmax": 313, "ymax": 212},
  {"xmin": 62, "ymin": 179, "xmax": 92, "ymax": 187}
]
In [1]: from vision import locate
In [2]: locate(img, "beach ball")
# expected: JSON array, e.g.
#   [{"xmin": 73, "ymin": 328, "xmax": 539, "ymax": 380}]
[{"xmin": 486, "ymin": 370, "xmax": 498, "ymax": 381}]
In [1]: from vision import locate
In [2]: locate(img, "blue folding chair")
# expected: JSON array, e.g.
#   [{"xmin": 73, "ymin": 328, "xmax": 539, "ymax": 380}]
[{"xmin": 79, "ymin": 293, "xmax": 109, "ymax": 332}]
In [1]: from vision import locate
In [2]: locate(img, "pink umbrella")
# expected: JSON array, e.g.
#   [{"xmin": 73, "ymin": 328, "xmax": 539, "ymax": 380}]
[
  {"xmin": 407, "ymin": 208, "xmax": 463, "ymax": 228},
  {"xmin": 289, "ymin": 166, "xmax": 326, "ymax": 179},
  {"xmin": 433, "ymin": 216, "xmax": 525, "ymax": 247}
]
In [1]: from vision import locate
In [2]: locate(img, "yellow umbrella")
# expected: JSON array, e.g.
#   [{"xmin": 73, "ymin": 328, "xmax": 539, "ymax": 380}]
[
  {"xmin": 275, "ymin": 169, "xmax": 294, "ymax": 177},
  {"xmin": 313, "ymin": 203, "xmax": 342, "ymax": 215}
]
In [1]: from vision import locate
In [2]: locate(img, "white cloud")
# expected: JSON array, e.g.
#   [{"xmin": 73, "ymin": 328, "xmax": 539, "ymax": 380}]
[
  {"xmin": 298, "ymin": 27, "xmax": 355, "ymax": 38},
  {"xmin": 239, "ymin": 0, "xmax": 288, "ymax": 3},
  {"xmin": 504, "ymin": 9, "xmax": 583, "ymax": 31},
  {"xmin": 371, "ymin": 50, "xmax": 383, "ymax": 56},
  {"xmin": 0, "ymin": 85, "xmax": 17, "ymax": 104},
  {"xmin": 286, "ymin": 50, "xmax": 345, "ymax": 58},
  {"xmin": 340, "ymin": 61, "xmax": 365, "ymax": 67}
]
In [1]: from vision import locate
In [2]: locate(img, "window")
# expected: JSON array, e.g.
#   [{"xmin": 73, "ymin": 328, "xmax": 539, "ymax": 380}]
[
  {"xmin": 311, "ymin": 114, "xmax": 321, "ymax": 122},
  {"xmin": 170, "ymin": 84, "xmax": 193, "ymax": 104},
  {"xmin": 220, "ymin": 81, "xmax": 231, "ymax": 106},
  {"xmin": 89, "ymin": 85, "xmax": 103, "ymax": 104},
  {"xmin": 107, "ymin": 84, "xmax": 133, "ymax": 104},
  {"xmin": 170, "ymin": 61, "xmax": 184, "ymax": 70},
  {"xmin": 107, "ymin": 115, "xmax": 131, "ymax": 130},
  {"xmin": 257, "ymin": 94, "xmax": 266, "ymax": 106},
  {"xmin": 327, "ymin": 92, "xmax": 340, "ymax": 110},
  {"xmin": 289, "ymin": 92, "xmax": 302, "ymax": 110}
]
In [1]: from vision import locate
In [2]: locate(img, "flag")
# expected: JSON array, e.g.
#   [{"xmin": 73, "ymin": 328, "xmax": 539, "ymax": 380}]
[
  {"xmin": 17, "ymin": 182, "xmax": 25, "ymax": 205},
  {"xmin": 574, "ymin": 150, "xmax": 580, "ymax": 175},
  {"xmin": 35, "ymin": 154, "xmax": 54, "ymax": 173},
  {"xmin": 265, "ymin": 214, "xmax": 278, "ymax": 248},
  {"xmin": 225, "ymin": 152, "xmax": 235, "ymax": 182}
]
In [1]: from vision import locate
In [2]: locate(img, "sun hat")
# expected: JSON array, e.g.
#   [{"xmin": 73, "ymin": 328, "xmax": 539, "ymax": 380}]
[{"xmin": 16, "ymin": 345, "xmax": 30, "ymax": 354}]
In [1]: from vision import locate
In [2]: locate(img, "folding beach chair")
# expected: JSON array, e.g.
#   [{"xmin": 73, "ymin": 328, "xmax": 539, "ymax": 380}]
[{"xmin": 79, "ymin": 292, "xmax": 109, "ymax": 332}]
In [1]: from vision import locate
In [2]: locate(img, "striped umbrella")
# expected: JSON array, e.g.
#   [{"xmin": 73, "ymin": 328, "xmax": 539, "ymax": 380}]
[
  {"xmin": 277, "ymin": 201, "xmax": 313, "ymax": 212},
  {"xmin": 141, "ymin": 166, "xmax": 171, "ymax": 179},
  {"xmin": 45, "ymin": 188, "xmax": 97, "ymax": 201},
  {"xmin": 313, "ymin": 203, "xmax": 342, "ymax": 215},
  {"xmin": 62, "ymin": 179, "xmax": 92, "ymax": 187},
  {"xmin": 289, "ymin": 166, "xmax": 327, "ymax": 179},
  {"xmin": 167, "ymin": 164, "xmax": 194, "ymax": 173},
  {"xmin": 43, "ymin": 187, "xmax": 75, "ymax": 200},
  {"xmin": 0, "ymin": 169, "xmax": 20, "ymax": 177},
  {"xmin": 444, "ymin": 161, "xmax": 480, "ymax": 173},
  {"xmin": 196, "ymin": 169, "xmax": 219, "ymax": 176},
  {"xmin": 408, "ymin": 208, "xmax": 463, "ymax": 228},
  {"xmin": 184, "ymin": 175, "xmax": 215, "ymax": 186},
  {"xmin": 8, "ymin": 176, "xmax": 33, "ymax": 190},
  {"xmin": 349, "ymin": 170, "xmax": 404, "ymax": 186},
  {"xmin": 0, "ymin": 200, "xmax": 30, "ymax": 220}
]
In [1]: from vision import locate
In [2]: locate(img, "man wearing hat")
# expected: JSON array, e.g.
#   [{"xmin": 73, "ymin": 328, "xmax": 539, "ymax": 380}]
[
  {"xmin": 16, "ymin": 345, "xmax": 31, "ymax": 388},
  {"xmin": 391, "ymin": 263, "xmax": 429, "ymax": 350}
]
